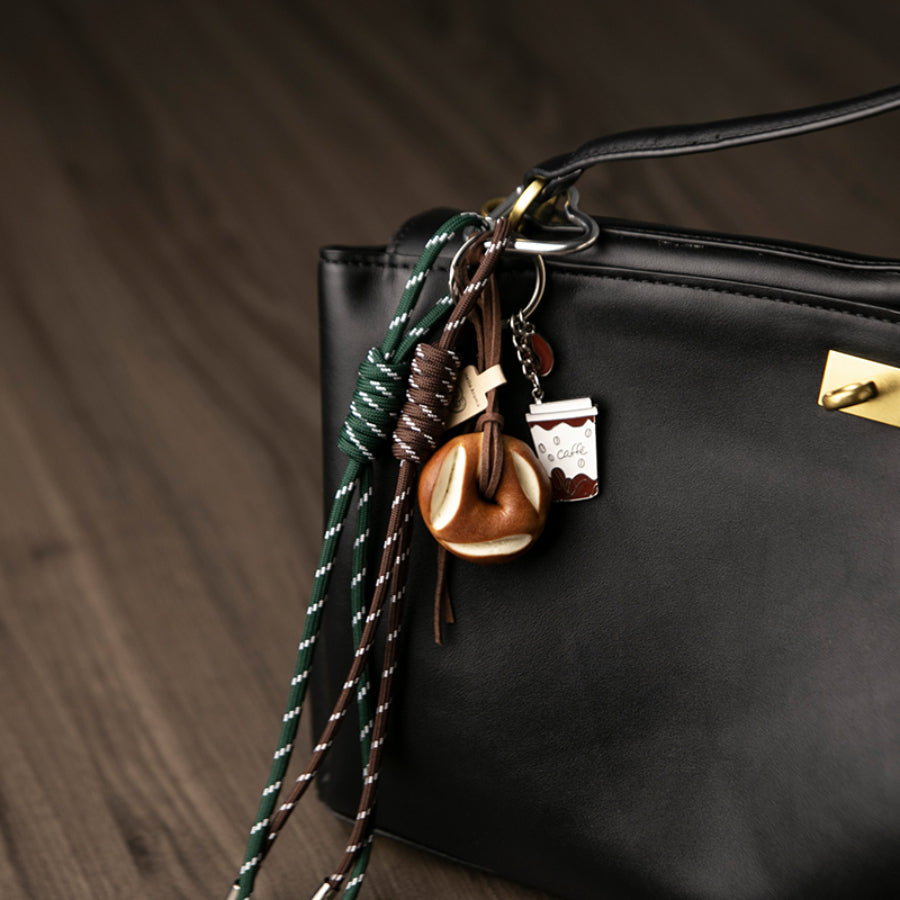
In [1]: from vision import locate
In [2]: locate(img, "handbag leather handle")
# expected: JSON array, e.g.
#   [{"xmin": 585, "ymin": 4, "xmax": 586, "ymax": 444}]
[{"xmin": 526, "ymin": 84, "xmax": 900, "ymax": 194}]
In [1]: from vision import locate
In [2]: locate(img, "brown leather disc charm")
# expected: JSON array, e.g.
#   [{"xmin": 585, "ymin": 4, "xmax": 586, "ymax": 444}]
[{"xmin": 418, "ymin": 432, "xmax": 551, "ymax": 564}]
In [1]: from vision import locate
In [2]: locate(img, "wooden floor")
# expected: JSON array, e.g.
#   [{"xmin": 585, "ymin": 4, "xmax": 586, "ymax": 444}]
[{"xmin": 0, "ymin": 1, "xmax": 897, "ymax": 897}]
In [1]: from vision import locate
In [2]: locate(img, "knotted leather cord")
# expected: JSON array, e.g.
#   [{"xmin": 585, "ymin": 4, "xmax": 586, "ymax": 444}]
[{"xmin": 234, "ymin": 211, "xmax": 486, "ymax": 900}]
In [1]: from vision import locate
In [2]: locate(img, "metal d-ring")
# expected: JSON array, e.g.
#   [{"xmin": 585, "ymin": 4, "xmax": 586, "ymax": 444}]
[
  {"xmin": 506, "ymin": 178, "xmax": 547, "ymax": 231},
  {"xmin": 509, "ymin": 193, "xmax": 599, "ymax": 256},
  {"xmin": 488, "ymin": 181, "xmax": 600, "ymax": 256},
  {"xmin": 511, "ymin": 207, "xmax": 599, "ymax": 255}
]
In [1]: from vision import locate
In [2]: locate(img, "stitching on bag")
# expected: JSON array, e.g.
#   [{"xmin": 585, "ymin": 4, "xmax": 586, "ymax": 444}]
[
  {"xmin": 604, "ymin": 226, "xmax": 900, "ymax": 269},
  {"xmin": 320, "ymin": 258, "xmax": 900, "ymax": 328},
  {"xmin": 386, "ymin": 221, "xmax": 416, "ymax": 254},
  {"xmin": 322, "ymin": 233, "xmax": 900, "ymax": 271},
  {"xmin": 559, "ymin": 269, "xmax": 900, "ymax": 328}
]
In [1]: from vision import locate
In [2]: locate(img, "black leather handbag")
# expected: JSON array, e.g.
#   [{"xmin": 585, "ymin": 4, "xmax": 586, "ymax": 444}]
[{"xmin": 307, "ymin": 86, "xmax": 900, "ymax": 900}]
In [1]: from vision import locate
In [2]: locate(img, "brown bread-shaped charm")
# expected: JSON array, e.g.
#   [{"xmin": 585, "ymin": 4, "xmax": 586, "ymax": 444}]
[{"xmin": 418, "ymin": 432, "xmax": 550, "ymax": 564}]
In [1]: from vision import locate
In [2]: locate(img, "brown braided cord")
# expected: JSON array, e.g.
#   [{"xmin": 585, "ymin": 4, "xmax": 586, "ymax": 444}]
[
  {"xmin": 254, "ymin": 218, "xmax": 512, "ymax": 894},
  {"xmin": 393, "ymin": 344, "xmax": 462, "ymax": 464}
]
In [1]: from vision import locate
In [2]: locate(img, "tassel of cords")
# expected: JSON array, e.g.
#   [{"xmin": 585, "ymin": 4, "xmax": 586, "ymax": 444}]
[
  {"xmin": 232, "ymin": 211, "xmax": 484, "ymax": 899},
  {"xmin": 292, "ymin": 219, "xmax": 512, "ymax": 897},
  {"xmin": 230, "ymin": 213, "xmax": 507, "ymax": 899}
]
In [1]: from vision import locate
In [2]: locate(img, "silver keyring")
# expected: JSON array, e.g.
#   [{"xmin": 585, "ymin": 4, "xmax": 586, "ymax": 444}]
[
  {"xmin": 517, "ymin": 253, "xmax": 546, "ymax": 319},
  {"xmin": 448, "ymin": 232, "xmax": 546, "ymax": 320},
  {"xmin": 447, "ymin": 228, "xmax": 491, "ymax": 300}
]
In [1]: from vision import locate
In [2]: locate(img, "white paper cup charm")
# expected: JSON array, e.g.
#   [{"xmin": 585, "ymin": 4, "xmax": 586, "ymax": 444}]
[{"xmin": 526, "ymin": 398, "xmax": 599, "ymax": 502}]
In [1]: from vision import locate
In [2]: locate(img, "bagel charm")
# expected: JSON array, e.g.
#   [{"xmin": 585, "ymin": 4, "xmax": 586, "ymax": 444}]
[{"xmin": 418, "ymin": 433, "xmax": 551, "ymax": 564}]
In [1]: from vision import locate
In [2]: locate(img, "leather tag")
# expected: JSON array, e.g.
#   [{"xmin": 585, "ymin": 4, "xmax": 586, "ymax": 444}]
[{"xmin": 447, "ymin": 365, "xmax": 506, "ymax": 428}]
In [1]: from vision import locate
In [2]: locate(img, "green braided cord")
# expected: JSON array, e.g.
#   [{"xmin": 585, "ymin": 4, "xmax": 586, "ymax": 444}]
[
  {"xmin": 343, "ymin": 465, "xmax": 374, "ymax": 899},
  {"xmin": 235, "ymin": 212, "xmax": 485, "ymax": 899},
  {"xmin": 395, "ymin": 291, "xmax": 456, "ymax": 361},
  {"xmin": 341, "ymin": 833, "xmax": 375, "ymax": 899},
  {"xmin": 236, "ymin": 466, "xmax": 362, "ymax": 896},
  {"xmin": 350, "ymin": 468, "xmax": 374, "ymax": 762},
  {"xmin": 380, "ymin": 213, "xmax": 483, "ymax": 361}
]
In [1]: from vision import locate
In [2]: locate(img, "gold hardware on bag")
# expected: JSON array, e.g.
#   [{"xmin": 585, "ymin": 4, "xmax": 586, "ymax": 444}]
[
  {"xmin": 818, "ymin": 350, "xmax": 900, "ymax": 428},
  {"xmin": 821, "ymin": 381, "xmax": 879, "ymax": 410},
  {"xmin": 507, "ymin": 177, "xmax": 546, "ymax": 230},
  {"xmin": 483, "ymin": 184, "xmax": 574, "ymax": 224},
  {"xmin": 484, "ymin": 182, "xmax": 599, "ymax": 254}
]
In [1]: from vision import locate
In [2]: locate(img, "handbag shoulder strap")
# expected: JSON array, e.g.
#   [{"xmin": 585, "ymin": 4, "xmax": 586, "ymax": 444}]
[{"xmin": 527, "ymin": 84, "xmax": 900, "ymax": 194}]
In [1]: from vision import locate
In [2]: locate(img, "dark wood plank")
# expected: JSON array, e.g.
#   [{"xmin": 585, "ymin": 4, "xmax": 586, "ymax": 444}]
[{"xmin": 0, "ymin": 1, "xmax": 897, "ymax": 897}]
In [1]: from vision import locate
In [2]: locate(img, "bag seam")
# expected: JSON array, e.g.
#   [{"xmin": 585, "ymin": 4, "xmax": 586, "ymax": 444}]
[
  {"xmin": 320, "ymin": 257, "xmax": 900, "ymax": 329},
  {"xmin": 602, "ymin": 227, "xmax": 900, "ymax": 269}
]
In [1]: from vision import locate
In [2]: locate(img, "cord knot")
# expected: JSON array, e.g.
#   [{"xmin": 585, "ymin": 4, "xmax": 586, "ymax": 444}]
[
  {"xmin": 392, "ymin": 344, "xmax": 460, "ymax": 463},
  {"xmin": 338, "ymin": 348, "xmax": 408, "ymax": 463}
]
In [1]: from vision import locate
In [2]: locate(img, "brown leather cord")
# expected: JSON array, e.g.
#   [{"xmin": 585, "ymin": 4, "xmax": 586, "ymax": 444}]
[
  {"xmin": 433, "ymin": 547, "xmax": 455, "ymax": 644},
  {"xmin": 432, "ymin": 262, "xmax": 507, "ymax": 644},
  {"xmin": 473, "ymin": 279, "xmax": 505, "ymax": 500}
]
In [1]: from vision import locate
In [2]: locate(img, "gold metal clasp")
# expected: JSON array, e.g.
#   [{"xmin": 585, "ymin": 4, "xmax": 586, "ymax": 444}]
[
  {"xmin": 506, "ymin": 178, "xmax": 547, "ymax": 231},
  {"xmin": 821, "ymin": 380, "xmax": 879, "ymax": 410},
  {"xmin": 818, "ymin": 350, "xmax": 900, "ymax": 428}
]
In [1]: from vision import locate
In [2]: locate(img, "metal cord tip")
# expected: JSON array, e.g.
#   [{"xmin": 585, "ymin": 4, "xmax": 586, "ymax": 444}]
[
  {"xmin": 225, "ymin": 884, "xmax": 241, "ymax": 900},
  {"xmin": 310, "ymin": 881, "xmax": 338, "ymax": 900}
]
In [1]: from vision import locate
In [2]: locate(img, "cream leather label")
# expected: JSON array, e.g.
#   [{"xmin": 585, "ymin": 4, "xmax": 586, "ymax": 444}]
[{"xmin": 446, "ymin": 365, "xmax": 506, "ymax": 428}]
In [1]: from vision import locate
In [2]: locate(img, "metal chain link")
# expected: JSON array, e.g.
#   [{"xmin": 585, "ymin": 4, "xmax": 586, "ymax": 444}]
[{"xmin": 509, "ymin": 310, "xmax": 544, "ymax": 404}]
